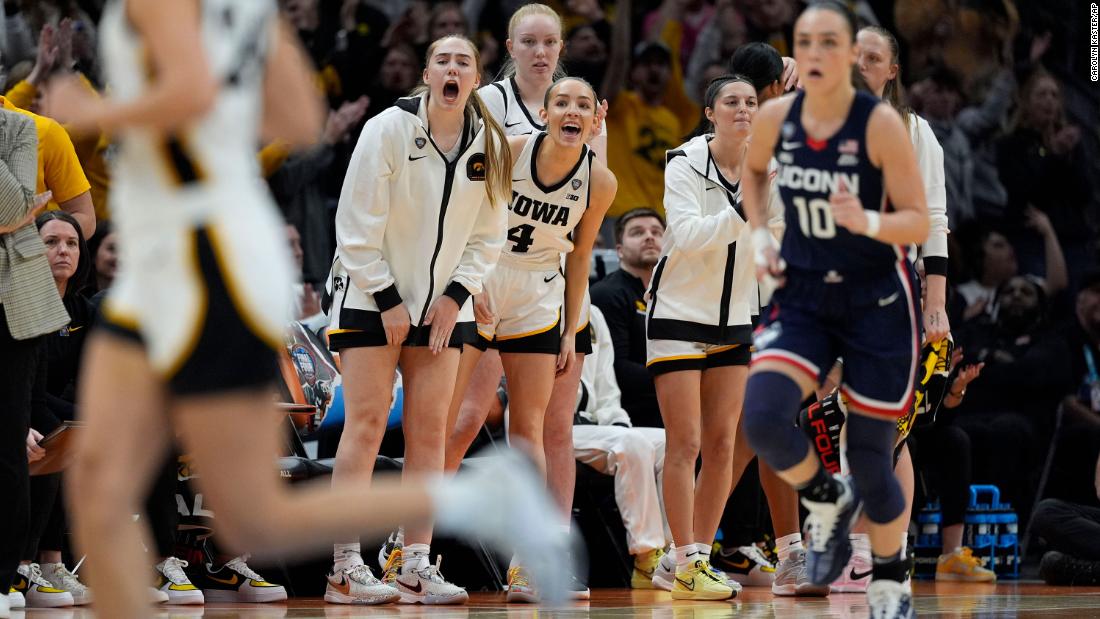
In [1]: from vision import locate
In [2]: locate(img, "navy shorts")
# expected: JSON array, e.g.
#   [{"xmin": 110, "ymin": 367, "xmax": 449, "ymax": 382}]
[{"xmin": 752, "ymin": 262, "xmax": 922, "ymax": 419}]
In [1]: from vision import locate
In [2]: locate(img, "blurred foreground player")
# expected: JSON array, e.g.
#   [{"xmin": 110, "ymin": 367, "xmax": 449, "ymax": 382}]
[{"xmin": 44, "ymin": 1, "xmax": 574, "ymax": 617}]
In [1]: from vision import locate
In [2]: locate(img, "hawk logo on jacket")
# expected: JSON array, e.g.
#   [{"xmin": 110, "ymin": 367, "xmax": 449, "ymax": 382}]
[
  {"xmin": 466, "ymin": 153, "xmax": 487, "ymax": 181},
  {"xmin": 415, "ymin": 137, "xmax": 426, "ymax": 149},
  {"xmin": 509, "ymin": 191, "xmax": 571, "ymax": 226}
]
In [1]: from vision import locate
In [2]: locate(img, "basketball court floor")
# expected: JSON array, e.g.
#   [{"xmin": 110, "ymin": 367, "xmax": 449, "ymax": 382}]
[{"xmin": 15, "ymin": 583, "xmax": 1100, "ymax": 617}]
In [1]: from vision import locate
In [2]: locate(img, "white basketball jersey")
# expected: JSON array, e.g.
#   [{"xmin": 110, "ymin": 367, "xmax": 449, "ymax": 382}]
[
  {"xmin": 99, "ymin": 0, "xmax": 276, "ymax": 227},
  {"xmin": 504, "ymin": 133, "xmax": 593, "ymax": 269},
  {"xmin": 481, "ymin": 77, "xmax": 545, "ymax": 136}
]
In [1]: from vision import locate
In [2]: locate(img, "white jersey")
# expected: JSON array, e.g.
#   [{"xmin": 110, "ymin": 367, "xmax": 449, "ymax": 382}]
[
  {"xmin": 504, "ymin": 133, "xmax": 594, "ymax": 270},
  {"xmin": 480, "ymin": 77, "xmax": 545, "ymax": 136},
  {"xmin": 100, "ymin": 0, "xmax": 276, "ymax": 229}
]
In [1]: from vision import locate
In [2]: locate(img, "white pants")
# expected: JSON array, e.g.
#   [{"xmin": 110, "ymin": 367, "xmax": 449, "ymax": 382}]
[{"xmin": 573, "ymin": 426, "xmax": 670, "ymax": 555}]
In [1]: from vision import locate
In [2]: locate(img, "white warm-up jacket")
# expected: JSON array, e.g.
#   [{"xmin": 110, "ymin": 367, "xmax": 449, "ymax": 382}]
[
  {"xmin": 646, "ymin": 135, "xmax": 759, "ymax": 345},
  {"xmin": 326, "ymin": 93, "xmax": 507, "ymax": 325}
]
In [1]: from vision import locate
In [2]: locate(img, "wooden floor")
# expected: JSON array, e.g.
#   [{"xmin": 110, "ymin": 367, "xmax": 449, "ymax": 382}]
[{"xmin": 16, "ymin": 583, "xmax": 1100, "ymax": 618}]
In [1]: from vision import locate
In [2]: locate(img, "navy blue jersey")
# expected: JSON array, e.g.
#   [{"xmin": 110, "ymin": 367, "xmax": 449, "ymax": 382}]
[{"xmin": 773, "ymin": 90, "xmax": 905, "ymax": 275}]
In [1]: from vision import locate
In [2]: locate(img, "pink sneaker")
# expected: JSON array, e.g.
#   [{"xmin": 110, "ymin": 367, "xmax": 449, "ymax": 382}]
[{"xmin": 830, "ymin": 544, "xmax": 872, "ymax": 593}]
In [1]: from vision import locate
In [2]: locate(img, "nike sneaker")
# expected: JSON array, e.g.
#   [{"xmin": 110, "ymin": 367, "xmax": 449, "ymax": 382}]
[
  {"xmin": 39, "ymin": 563, "xmax": 91, "ymax": 605},
  {"xmin": 936, "ymin": 547, "xmax": 996, "ymax": 582},
  {"xmin": 196, "ymin": 555, "xmax": 288, "ymax": 603},
  {"xmin": 866, "ymin": 579, "xmax": 914, "ymax": 618},
  {"xmin": 711, "ymin": 543, "xmax": 776, "ymax": 587},
  {"xmin": 380, "ymin": 547, "xmax": 402, "ymax": 585},
  {"xmin": 324, "ymin": 563, "xmax": 399, "ymax": 605},
  {"xmin": 377, "ymin": 530, "xmax": 403, "ymax": 573},
  {"xmin": 7, "ymin": 589, "xmax": 24, "ymax": 609},
  {"xmin": 671, "ymin": 559, "xmax": 734, "ymax": 601},
  {"xmin": 651, "ymin": 550, "xmax": 676, "ymax": 591},
  {"xmin": 705, "ymin": 563, "xmax": 743, "ymax": 596},
  {"xmin": 393, "ymin": 556, "xmax": 468, "ymax": 605},
  {"xmin": 1039, "ymin": 551, "xmax": 1100, "ymax": 586},
  {"xmin": 632, "ymin": 548, "xmax": 663, "ymax": 589},
  {"xmin": 155, "ymin": 557, "xmax": 204, "ymax": 605},
  {"xmin": 14, "ymin": 563, "xmax": 74, "ymax": 608},
  {"xmin": 803, "ymin": 474, "xmax": 862, "ymax": 586},
  {"xmin": 506, "ymin": 566, "xmax": 538, "ymax": 603},
  {"xmin": 772, "ymin": 548, "xmax": 829, "ymax": 596},
  {"xmin": 831, "ymin": 544, "xmax": 872, "ymax": 593}
]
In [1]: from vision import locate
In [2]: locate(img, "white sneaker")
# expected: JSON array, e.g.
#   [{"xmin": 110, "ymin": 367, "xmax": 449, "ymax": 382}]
[
  {"xmin": 831, "ymin": 542, "xmax": 872, "ymax": 593},
  {"xmin": 394, "ymin": 556, "xmax": 468, "ymax": 605},
  {"xmin": 867, "ymin": 579, "xmax": 914, "ymax": 618},
  {"xmin": 705, "ymin": 563, "xmax": 743, "ymax": 595},
  {"xmin": 772, "ymin": 548, "xmax": 829, "ymax": 596},
  {"xmin": 154, "ymin": 557, "xmax": 204, "ymax": 605},
  {"xmin": 432, "ymin": 448, "xmax": 576, "ymax": 604},
  {"xmin": 15, "ymin": 563, "xmax": 74, "ymax": 607},
  {"xmin": 802, "ymin": 475, "xmax": 862, "ymax": 586},
  {"xmin": 378, "ymin": 530, "xmax": 403, "ymax": 572},
  {"xmin": 201, "ymin": 556, "xmax": 288, "ymax": 603},
  {"xmin": 39, "ymin": 563, "xmax": 92, "ymax": 606},
  {"xmin": 651, "ymin": 550, "xmax": 675, "ymax": 591},
  {"xmin": 0, "ymin": 593, "xmax": 9, "ymax": 619},
  {"xmin": 325, "ymin": 563, "xmax": 399, "ymax": 605},
  {"xmin": 7, "ymin": 590, "xmax": 23, "ymax": 609},
  {"xmin": 149, "ymin": 587, "xmax": 169, "ymax": 604}
]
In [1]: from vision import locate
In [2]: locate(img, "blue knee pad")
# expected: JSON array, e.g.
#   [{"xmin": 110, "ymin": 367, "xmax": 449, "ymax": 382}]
[
  {"xmin": 845, "ymin": 413, "xmax": 905, "ymax": 524},
  {"xmin": 743, "ymin": 371, "xmax": 809, "ymax": 471}
]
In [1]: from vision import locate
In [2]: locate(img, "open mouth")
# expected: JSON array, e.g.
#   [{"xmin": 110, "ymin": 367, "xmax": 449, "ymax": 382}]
[
  {"xmin": 807, "ymin": 68, "xmax": 823, "ymax": 79},
  {"xmin": 561, "ymin": 121, "xmax": 582, "ymax": 137},
  {"xmin": 442, "ymin": 80, "xmax": 460, "ymax": 102}
]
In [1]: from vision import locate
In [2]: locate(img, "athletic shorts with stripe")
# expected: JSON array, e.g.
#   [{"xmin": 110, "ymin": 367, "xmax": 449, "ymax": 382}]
[
  {"xmin": 475, "ymin": 261, "xmax": 564, "ymax": 354},
  {"xmin": 99, "ymin": 220, "xmax": 291, "ymax": 396},
  {"xmin": 646, "ymin": 339, "xmax": 751, "ymax": 375},
  {"xmin": 752, "ymin": 263, "xmax": 922, "ymax": 419}
]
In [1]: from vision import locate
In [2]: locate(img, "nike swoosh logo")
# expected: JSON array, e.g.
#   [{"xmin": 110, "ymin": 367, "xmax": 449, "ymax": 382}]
[
  {"xmin": 408, "ymin": 155, "xmax": 427, "ymax": 162},
  {"xmin": 782, "ymin": 141, "xmax": 801, "ymax": 150},
  {"xmin": 674, "ymin": 576, "xmax": 695, "ymax": 590},
  {"xmin": 68, "ymin": 325, "xmax": 83, "ymax": 332},
  {"xmin": 850, "ymin": 568, "xmax": 872, "ymax": 580},
  {"xmin": 727, "ymin": 559, "xmax": 751, "ymax": 570},
  {"xmin": 505, "ymin": 121, "xmax": 523, "ymax": 128},
  {"xmin": 398, "ymin": 578, "xmax": 423, "ymax": 594},
  {"xmin": 544, "ymin": 274, "xmax": 558, "ymax": 283},
  {"xmin": 331, "ymin": 576, "xmax": 350, "ymax": 595},
  {"xmin": 208, "ymin": 573, "xmax": 239, "ymax": 586},
  {"xmin": 878, "ymin": 292, "xmax": 899, "ymax": 307}
]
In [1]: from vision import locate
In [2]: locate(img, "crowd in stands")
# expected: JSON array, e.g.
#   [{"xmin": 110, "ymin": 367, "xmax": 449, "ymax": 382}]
[{"xmin": 0, "ymin": 0, "xmax": 1098, "ymax": 607}]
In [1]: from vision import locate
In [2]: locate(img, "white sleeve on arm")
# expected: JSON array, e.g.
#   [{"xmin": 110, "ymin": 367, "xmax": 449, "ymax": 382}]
[
  {"xmin": 913, "ymin": 116, "xmax": 948, "ymax": 261},
  {"xmin": 478, "ymin": 83, "xmax": 506, "ymax": 123},
  {"xmin": 335, "ymin": 115, "xmax": 400, "ymax": 301},
  {"xmin": 445, "ymin": 187, "xmax": 507, "ymax": 306},
  {"xmin": 664, "ymin": 156, "xmax": 742, "ymax": 252},
  {"xmin": 587, "ymin": 307, "xmax": 632, "ymax": 427}
]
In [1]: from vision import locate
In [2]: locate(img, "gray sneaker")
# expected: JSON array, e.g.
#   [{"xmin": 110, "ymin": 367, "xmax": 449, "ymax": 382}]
[{"xmin": 771, "ymin": 548, "xmax": 829, "ymax": 596}]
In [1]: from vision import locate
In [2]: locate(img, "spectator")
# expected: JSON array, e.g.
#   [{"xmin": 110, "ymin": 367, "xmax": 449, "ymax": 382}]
[
  {"xmin": 85, "ymin": 219, "xmax": 114, "ymax": 293},
  {"xmin": 908, "ymin": 66, "xmax": 975, "ymax": 228},
  {"xmin": 591, "ymin": 208, "xmax": 665, "ymax": 429},
  {"xmin": 0, "ymin": 106, "xmax": 67, "ymax": 617},
  {"xmin": 735, "ymin": 0, "xmax": 796, "ymax": 56},
  {"xmin": 643, "ymin": 0, "xmax": 715, "ymax": 69},
  {"xmin": 1032, "ymin": 270, "xmax": 1100, "ymax": 585},
  {"xmin": 563, "ymin": 22, "xmax": 609, "ymax": 98},
  {"xmin": 954, "ymin": 217, "xmax": 1066, "ymax": 323},
  {"xmin": 953, "ymin": 276, "xmax": 1073, "ymax": 513},
  {"xmin": 364, "ymin": 44, "xmax": 420, "ymax": 119},
  {"xmin": 685, "ymin": 0, "xmax": 748, "ymax": 102},
  {"xmin": 572, "ymin": 305, "xmax": 670, "ymax": 589},
  {"xmin": 603, "ymin": 0, "xmax": 700, "ymax": 216},
  {"xmin": 997, "ymin": 69, "xmax": 1096, "ymax": 293}
]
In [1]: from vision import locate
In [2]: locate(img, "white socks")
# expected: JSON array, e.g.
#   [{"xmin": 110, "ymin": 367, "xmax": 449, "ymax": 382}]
[
  {"xmin": 333, "ymin": 543, "xmax": 363, "ymax": 572},
  {"xmin": 776, "ymin": 533, "xmax": 804, "ymax": 564},
  {"xmin": 673, "ymin": 544, "xmax": 701, "ymax": 572},
  {"xmin": 402, "ymin": 543, "xmax": 430, "ymax": 574}
]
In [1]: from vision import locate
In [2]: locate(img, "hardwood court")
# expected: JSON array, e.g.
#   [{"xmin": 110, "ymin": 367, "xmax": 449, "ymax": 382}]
[{"xmin": 17, "ymin": 583, "xmax": 1100, "ymax": 617}]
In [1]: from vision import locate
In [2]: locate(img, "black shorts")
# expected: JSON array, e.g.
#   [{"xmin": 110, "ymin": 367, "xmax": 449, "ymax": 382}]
[
  {"xmin": 472, "ymin": 317, "xmax": 561, "ymax": 354},
  {"xmin": 328, "ymin": 307, "xmax": 475, "ymax": 351},
  {"xmin": 98, "ymin": 227, "xmax": 279, "ymax": 396}
]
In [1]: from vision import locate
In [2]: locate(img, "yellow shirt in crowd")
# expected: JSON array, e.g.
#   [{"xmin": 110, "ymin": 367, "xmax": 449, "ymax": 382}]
[{"xmin": 0, "ymin": 94, "xmax": 91, "ymax": 214}]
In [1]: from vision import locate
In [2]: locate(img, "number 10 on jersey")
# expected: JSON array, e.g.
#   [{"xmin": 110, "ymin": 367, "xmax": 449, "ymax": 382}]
[{"xmin": 792, "ymin": 197, "xmax": 837, "ymax": 239}]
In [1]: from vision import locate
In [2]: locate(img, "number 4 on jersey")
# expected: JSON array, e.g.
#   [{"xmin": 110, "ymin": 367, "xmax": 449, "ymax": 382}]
[{"xmin": 508, "ymin": 224, "xmax": 535, "ymax": 253}]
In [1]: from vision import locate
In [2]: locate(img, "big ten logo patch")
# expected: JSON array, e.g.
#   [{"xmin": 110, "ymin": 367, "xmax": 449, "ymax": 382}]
[{"xmin": 467, "ymin": 153, "xmax": 487, "ymax": 181}]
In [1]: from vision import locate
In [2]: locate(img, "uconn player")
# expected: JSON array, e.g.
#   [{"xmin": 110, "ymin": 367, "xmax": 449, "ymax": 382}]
[
  {"xmin": 646, "ymin": 75, "xmax": 759, "ymax": 601},
  {"xmin": 739, "ymin": 3, "xmax": 929, "ymax": 617},
  {"xmin": 45, "ymin": 8, "xmax": 571, "ymax": 615}
]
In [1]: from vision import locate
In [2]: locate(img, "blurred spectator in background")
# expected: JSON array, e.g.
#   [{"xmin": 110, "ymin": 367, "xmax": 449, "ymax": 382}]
[
  {"xmin": 685, "ymin": 0, "xmax": 748, "ymax": 103},
  {"xmin": 734, "ymin": 0, "xmax": 796, "ymax": 57},
  {"xmin": 643, "ymin": 0, "xmax": 714, "ymax": 70},
  {"xmin": 953, "ymin": 276, "xmax": 1072, "ymax": 516},
  {"xmin": 85, "ymin": 220, "xmax": 114, "ymax": 293},
  {"xmin": 997, "ymin": 69, "xmax": 1096, "ymax": 294},
  {"xmin": 604, "ymin": 0, "xmax": 699, "ymax": 217}
]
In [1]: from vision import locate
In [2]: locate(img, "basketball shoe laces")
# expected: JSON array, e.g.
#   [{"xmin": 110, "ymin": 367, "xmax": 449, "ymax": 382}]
[
  {"xmin": 224, "ymin": 555, "xmax": 264, "ymax": 582},
  {"xmin": 25, "ymin": 563, "xmax": 59, "ymax": 589},
  {"xmin": 804, "ymin": 484, "xmax": 851, "ymax": 553},
  {"xmin": 740, "ymin": 544, "xmax": 773, "ymax": 568},
  {"xmin": 346, "ymin": 564, "xmax": 385, "ymax": 586},
  {"xmin": 954, "ymin": 547, "xmax": 982, "ymax": 568},
  {"xmin": 160, "ymin": 557, "xmax": 190, "ymax": 584}
]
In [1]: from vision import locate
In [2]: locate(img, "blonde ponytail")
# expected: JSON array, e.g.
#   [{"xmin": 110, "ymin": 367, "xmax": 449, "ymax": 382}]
[{"xmin": 470, "ymin": 89, "xmax": 511, "ymax": 208}]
